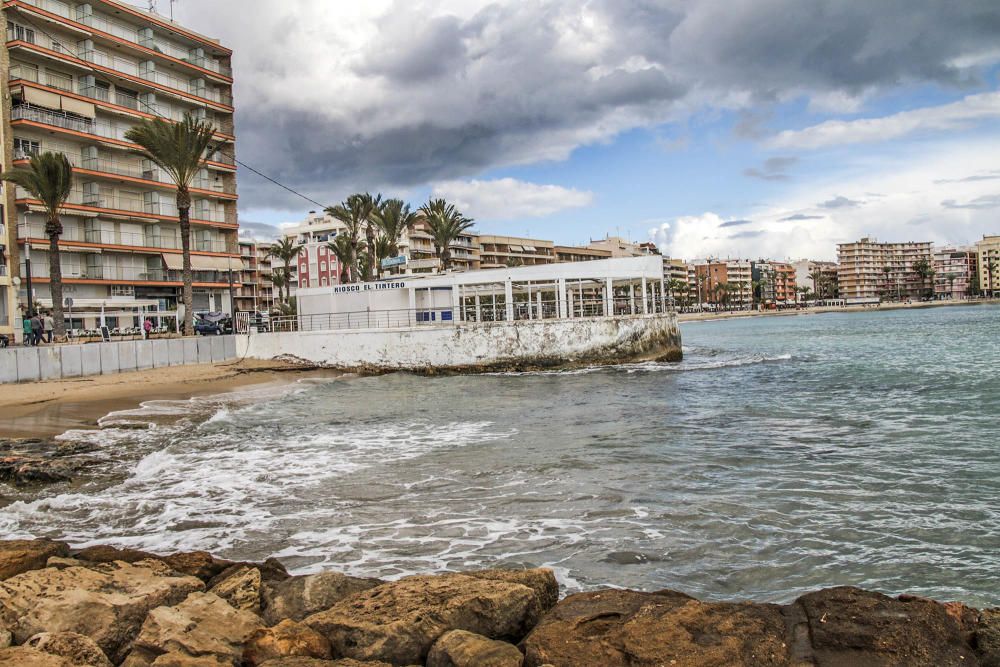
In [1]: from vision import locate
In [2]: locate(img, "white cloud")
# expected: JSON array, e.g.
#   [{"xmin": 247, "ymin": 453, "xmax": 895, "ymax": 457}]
[
  {"xmin": 771, "ymin": 91, "xmax": 1000, "ymax": 150},
  {"xmin": 649, "ymin": 138, "xmax": 1000, "ymax": 261},
  {"xmin": 431, "ymin": 178, "xmax": 594, "ymax": 220}
]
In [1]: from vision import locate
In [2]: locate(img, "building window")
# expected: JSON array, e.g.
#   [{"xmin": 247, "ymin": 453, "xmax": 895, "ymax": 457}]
[
  {"xmin": 14, "ymin": 138, "xmax": 40, "ymax": 157},
  {"xmin": 7, "ymin": 21, "xmax": 35, "ymax": 44}
]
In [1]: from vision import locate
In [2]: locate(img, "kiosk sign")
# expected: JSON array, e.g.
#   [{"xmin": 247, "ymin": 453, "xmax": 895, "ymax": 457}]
[{"xmin": 332, "ymin": 281, "xmax": 407, "ymax": 294}]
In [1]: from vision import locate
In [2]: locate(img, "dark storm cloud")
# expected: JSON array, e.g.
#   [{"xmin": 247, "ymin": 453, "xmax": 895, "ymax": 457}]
[
  {"xmin": 819, "ymin": 196, "xmax": 863, "ymax": 209},
  {"xmin": 237, "ymin": 221, "xmax": 284, "ymax": 240},
  {"xmin": 175, "ymin": 1, "xmax": 1000, "ymax": 213},
  {"xmin": 779, "ymin": 213, "xmax": 825, "ymax": 221},
  {"xmin": 719, "ymin": 219, "xmax": 754, "ymax": 228},
  {"xmin": 941, "ymin": 194, "xmax": 1000, "ymax": 210}
]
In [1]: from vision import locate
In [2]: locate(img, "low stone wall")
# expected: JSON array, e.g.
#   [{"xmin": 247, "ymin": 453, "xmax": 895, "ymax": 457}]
[
  {"xmin": 238, "ymin": 313, "xmax": 682, "ymax": 372},
  {"xmin": 0, "ymin": 336, "xmax": 238, "ymax": 384}
]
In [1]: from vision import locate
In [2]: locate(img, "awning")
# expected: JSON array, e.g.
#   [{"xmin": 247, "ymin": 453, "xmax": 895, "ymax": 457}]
[
  {"xmin": 509, "ymin": 245, "xmax": 524, "ymax": 252},
  {"xmin": 523, "ymin": 245, "xmax": 537, "ymax": 252},
  {"xmin": 61, "ymin": 96, "xmax": 96, "ymax": 118},
  {"xmin": 162, "ymin": 253, "xmax": 238, "ymax": 271}
]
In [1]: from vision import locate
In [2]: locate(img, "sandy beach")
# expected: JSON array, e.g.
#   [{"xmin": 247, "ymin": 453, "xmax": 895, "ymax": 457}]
[{"xmin": 0, "ymin": 359, "xmax": 339, "ymax": 439}]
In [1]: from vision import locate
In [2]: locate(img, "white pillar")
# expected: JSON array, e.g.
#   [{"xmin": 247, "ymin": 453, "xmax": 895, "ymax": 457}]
[
  {"xmin": 605, "ymin": 277, "xmax": 613, "ymax": 316},
  {"xmin": 536, "ymin": 291, "xmax": 543, "ymax": 319},
  {"xmin": 629, "ymin": 283, "xmax": 636, "ymax": 315},
  {"xmin": 504, "ymin": 280, "xmax": 514, "ymax": 321},
  {"xmin": 526, "ymin": 281, "xmax": 532, "ymax": 320},
  {"xmin": 557, "ymin": 278, "xmax": 567, "ymax": 318},
  {"xmin": 475, "ymin": 293, "xmax": 481, "ymax": 322},
  {"xmin": 641, "ymin": 277, "xmax": 648, "ymax": 314},
  {"xmin": 408, "ymin": 288, "xmax": 416, "ymax": 326},
  {"xmin": 452, "ymin": 285, "xmax": 461, "ymax": 323},
  {"xmin": 660, "ymin": 277, "xmax": 666, "ymax": 313}
]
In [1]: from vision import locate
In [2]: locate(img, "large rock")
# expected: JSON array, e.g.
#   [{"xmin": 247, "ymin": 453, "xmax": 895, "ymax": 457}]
[
  {"xmin": 465, "ymin": 569, "xmax": 559, "ymax": 612},
  {"xmin": 209, "ymin": 565, "xmax": 262, "ymax": 614},
  {"xmin": 258, "ymin": 660, "xmax": 394, "ymax": 667},
  {"xmin": 521, "ymin": 588, "xmax": 788, "ymax": 667},
  {"xmin": 797, "ymin": 586, "xmax": 980, "ymax": 666},
  {"xmin": 0, "ymin": 645, "xmax": 73, "ymax": 666},
  {"xmin": 73, "ymin": 545, "xmax": 157, "ymax": 565},
  {"xmin": 0, "ymin": 559, "xmax": 203, "ymax": 664},
  {"xmin": 123, "ymin": 592, "xmax": 264, "ymax": 666},
  {"xmin": 427, "ymin": 629, "xmax": 523, "ymax": 667},
  {"xmin": 243, "ymin": 619, "xmax": 332, "ymax": 666},
  {"xmin": 979, "ymin": 609, "xmax": 1000, "ymax": 667},
  {"xmin": 160, "ymin": 552, "xmax": 235, "ymax": 583},
  {"xmin": 305, "ymin": 573, "xmax": 543, "ymax": 665},
  {"xmin": 261, "ymin": 572, "xmax": 383, "ymax": 624},
  {"xmin": 24, "ymin": 631, "xmax": 113, "ymax": 667},
  {"xmin": 0, "ymin": 540, "xmax": 70, "ymax": 580}
]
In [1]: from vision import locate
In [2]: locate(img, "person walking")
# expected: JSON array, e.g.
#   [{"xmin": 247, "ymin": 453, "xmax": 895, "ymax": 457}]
[
  {"xmin": 143, "ymin": 318, "xmax": 153, "ymax": 339},
  {"xmin": 43, "ymin": 312, "xmax": 54, "ymax": 344},
  {"xmin": 22, "ymin": 316, "xmax": 33, "ymax": 346},
  {"xmin": 30, "ymin": 313, "xmax": 43, "ymax": 346}
]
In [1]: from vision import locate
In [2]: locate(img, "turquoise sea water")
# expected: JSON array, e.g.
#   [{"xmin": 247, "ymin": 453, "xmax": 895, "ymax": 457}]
[{"xmin": 3, "ymin": 304, "xmax": 999, "ymax": 605}]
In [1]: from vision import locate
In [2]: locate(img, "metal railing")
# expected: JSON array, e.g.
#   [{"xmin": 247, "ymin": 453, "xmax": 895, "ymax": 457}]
[
  {"xmin": 266, "ymin": 295, "xmax": 671, "ymax": 333},
  {"xmin": 20, "ymin": 0, "xmax": 72, "ymax": 19}
]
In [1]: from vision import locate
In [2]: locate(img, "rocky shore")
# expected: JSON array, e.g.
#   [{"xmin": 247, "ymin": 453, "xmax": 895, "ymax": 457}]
[{"xmin": 0, "ymin": 539, "xmax": 997, "ymax": 667}]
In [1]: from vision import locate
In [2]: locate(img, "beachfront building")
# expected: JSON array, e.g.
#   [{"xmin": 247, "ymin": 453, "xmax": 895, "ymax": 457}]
[
  {"xmin": 478, "ymin": 235, "xmax": 553, "ymax": 269},
  {"xmin": 554, "ymin": 245, "xmax": 611, "ymax": 263},
  {"xmin": 2, "ymin": 0, "xmax": 238, "ymax": 332},
  {"xmin": 234, "ymin": 239, "xmax": 278, "ymax": 313},
  {"xmin": 933, "ymin": 247, "xmax": 977, "ymax": 300},
  {"xmin": 586, "ymin": 235, "xmax": 659, "ymax": 258},
  {"xmin": 976, "ymin": 235, "xmax": 1000, "ymax": 297},
  {"xmin": 752, "ymin": 260, "xmax": 797, "ymax": 306},
  {"xmin": 792, "ymin": 259, "xmax": 839, "ymax": 299},
  {"xmin": 691, "ymin": 259, "xmax": 752, "ymax": 309},
  {"xmin": 837, "ymin": 238, "xmax": 933, "ymax": 303}
]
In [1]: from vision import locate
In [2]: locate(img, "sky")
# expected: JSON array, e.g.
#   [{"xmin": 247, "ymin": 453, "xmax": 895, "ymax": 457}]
[{"xmin": 172, "ymin": 0, "xmax": 1000, "ymax": 261}]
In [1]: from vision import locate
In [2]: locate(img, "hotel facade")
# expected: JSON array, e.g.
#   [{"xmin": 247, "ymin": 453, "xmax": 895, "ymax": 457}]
[
  {"xmin": 1, "ymin": 0, "xmax": 237, "ymax": 338},
  {"xmin": 837, "ymin": 238, "xmax": 933, "ymax": 303},
  {"xmin": 976, "ymin": 235, "xmax": 1000, "ymax": 297}
]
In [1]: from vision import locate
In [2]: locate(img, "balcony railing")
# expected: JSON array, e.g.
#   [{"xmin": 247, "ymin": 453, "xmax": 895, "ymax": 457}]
[
  {"xmin": 19, "ymin": 0, "xmax": 72, "ymax": 19},
  {"xmin": 23, "ymin": 224, "xmax": 231, "ymax": 253}
]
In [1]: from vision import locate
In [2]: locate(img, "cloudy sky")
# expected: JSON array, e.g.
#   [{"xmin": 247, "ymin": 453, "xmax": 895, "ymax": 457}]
[{"xmin": 173, "ymin": 0, "xmax": 1000, "ymax": 261}]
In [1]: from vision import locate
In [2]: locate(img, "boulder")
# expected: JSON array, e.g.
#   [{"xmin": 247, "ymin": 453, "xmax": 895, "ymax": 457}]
[
  {"xmin": 978, "ymin": 608, "xmax": 1000, "ymax": 667},
  {"xmin": 0, "ymin": 559, "xmax": 203, "ymax": 664},
  {"xmin": 160, "ymin": 552, "xmax": 234, "ymax": 583},
  {"xmin": 123, "ymin": 592, "xmax": 264, "ymax": 666},
  {"xmin": 24, "ymin": 631, "xmax": 113, "ymax": 667},
  {"xmin": 797, "ymin": 586, "xmax": 979, "ymax": 666},
  {"xmin": 465, "ymin": 569, "xmax": 559, "ymax": 612},
  {"xmin": 427, "ymin": 630, "xmax": 523, "ymax": 667},
  {"xmin": 305, "ymin": 573, "xmax": 543, "ymax": 665},
  {"xmin": 259, "ymin": 660, "xmax": 394, "ymax": 667},
  {"xmin": 145, "ymin": 653, "xmax": 231, "ymax": 667},
  {"xmin": 261, "ymin": 572, "xmax": 383, "ymax": 624},
  {"xmin": 243, "ymin": 619, "xmax": 332, "ymax": 666},
  {"xmin": 0, "ymin": 645, "xmax": 73, "ymax": 666},
  {"xmin": 0, "ymin": 539, "xmax": 70, "ymax": 580},
  {"xmin": 74, "ymin": 545, "xmax": 157, "ymax": 564},
  {"xmin": 209, "ymin": 565, "xmax": 262, "ymax": 614},
  {"xmin": 521, "ymin": 588, "xmax": 788, "ymax": 667}
]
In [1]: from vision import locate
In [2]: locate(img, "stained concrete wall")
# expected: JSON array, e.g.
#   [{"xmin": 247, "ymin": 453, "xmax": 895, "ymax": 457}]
[
  {"xmin": 0, "ymin": 336, "xmax": 239, "ymax": 384},
  {"xmin": 237, "ymin": 313, "xmax": 682, "ymax": 371}
]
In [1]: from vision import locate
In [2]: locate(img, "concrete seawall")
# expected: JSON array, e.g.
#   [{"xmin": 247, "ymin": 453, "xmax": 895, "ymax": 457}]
[
  {"xmin": 237, "ymin": 313, "xmax": 681, "ymax": 372},
  {"xmin": 0, "ymin": 336, "xmax": 238, "ymax": 384}
]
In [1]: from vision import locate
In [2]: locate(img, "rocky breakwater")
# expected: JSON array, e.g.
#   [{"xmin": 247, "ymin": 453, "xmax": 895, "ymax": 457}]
[{"xmin": 0, "ymin": 539, "xmax": 996, "ymax": 667}]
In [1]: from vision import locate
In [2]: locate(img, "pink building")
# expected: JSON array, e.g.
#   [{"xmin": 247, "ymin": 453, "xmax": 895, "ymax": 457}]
[
  {"xmin": 933, "ymin": 248, "xmax": 977, "ymax": 300},
  {"xmin": 296, "ymin": 242, "xmax": 342, "ymax": 289}
]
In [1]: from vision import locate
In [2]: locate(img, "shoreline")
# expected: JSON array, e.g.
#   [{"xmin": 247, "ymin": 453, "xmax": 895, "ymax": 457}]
[
  {"xmin": 678, "ymin": 297, "xmax": 1000, "ymax": 323},
  {"xmin": 0, "ymin": 359, "xmax": 342, "ymax": 439}
]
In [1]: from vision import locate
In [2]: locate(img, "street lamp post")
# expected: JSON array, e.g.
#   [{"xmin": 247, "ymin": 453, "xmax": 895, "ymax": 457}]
[{"xmin": 20, "ymin": 214, "xmax": 33, "ymax": 317}]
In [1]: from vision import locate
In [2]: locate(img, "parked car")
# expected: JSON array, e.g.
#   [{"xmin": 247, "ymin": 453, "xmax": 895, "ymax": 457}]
[{"xmin": 194, "ymin": 312, "xmax": 232, "ymax": 336}]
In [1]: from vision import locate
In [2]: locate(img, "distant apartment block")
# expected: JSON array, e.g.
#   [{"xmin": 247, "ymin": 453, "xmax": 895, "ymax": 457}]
[
  {"xmin": 478, "ymin": 235, "xmax": 553, "ymax": 269},
  {"xmin": 692, "ymin": 259, "xmax": 752, "ymax": 308},
  {"xmin": 933, "ymin": 247, "xmax": 977, "ymax": 300},
  {"xmin": 792, "ymin": 259, "xmax": 838, "ymax": 297},
  {"xmin": 976, "ymin": 235, "xmax": 1000, "ymax": 297},
  {"xmin": 553, "ymin": 245, "xmax": 611, "ymax": 263},
  {"xmin": 234, "ymin": 239, "xmax": 277, "ymax": 313},
  {"xmin": 837, "ymin": 238, "xmax": 932, "ymax": 302},
  {"xmin": 3, "ymin": 0, "xmax": 237, "ymax": 333},
  {"xmin": 752, "ymin": 261, "xmax": 797, "ymax": 304}
]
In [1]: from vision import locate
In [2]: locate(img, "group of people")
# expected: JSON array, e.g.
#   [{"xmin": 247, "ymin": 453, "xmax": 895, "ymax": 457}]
[{"xmin": 21, "ymin": 313, "xmax": 55, "ymax": 346}]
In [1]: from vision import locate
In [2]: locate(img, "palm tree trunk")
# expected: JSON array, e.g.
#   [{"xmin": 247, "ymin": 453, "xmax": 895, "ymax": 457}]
[
  {"xmin": 177, "ymin": 188, "xmax": 194, "ymax": 336},
  {"xmin": 365, "ymin": 226, "xmax": 376, "ymax": 282},
  {"xmin": 284, "ymin": 264, "xmax": 292, "ymax": 304},
  {"xmin": 46, "ymin": 215, "xmax": 67, "ymax": 341}
]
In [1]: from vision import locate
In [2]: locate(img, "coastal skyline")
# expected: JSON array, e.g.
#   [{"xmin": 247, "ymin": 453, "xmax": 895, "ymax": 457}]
[{"xmin": 173, "ymin": 0, "xmax": 1000, "ymax": 262}]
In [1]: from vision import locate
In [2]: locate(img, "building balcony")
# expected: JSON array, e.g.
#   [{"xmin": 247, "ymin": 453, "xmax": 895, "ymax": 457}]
[
  {"xmin": 22, "ymin": 226, "xmax": 233, "ymax": 254},
  {"xmin": 17, "ymin": 185, "xmax": 230, "ymax": 226}
]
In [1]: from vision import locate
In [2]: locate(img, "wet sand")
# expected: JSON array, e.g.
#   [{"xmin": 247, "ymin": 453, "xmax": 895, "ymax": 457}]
[{"xmin": 0, "ymin": 359, "xmax": 340, "ymax": 438}]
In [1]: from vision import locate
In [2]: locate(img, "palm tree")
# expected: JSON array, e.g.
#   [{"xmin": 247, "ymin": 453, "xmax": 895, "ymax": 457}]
[
  {"xmin": 882, "ymin": 265, "xmax": 893, "ymax": 299},
  {"xmin": 945, "ymin": 273, "xmax": 957, "ymax": 300},
  {"xmin": 125, "ymin": 113, "xmax": 217, "ymax": 335},
  {"xmin": 2, "ymin": 152, "xmax": 74, "ymax": 341},
  {"xmin": 374, "ymin": 198, "xmax": 419, "ymax": 274},
  {"xmin": 418, "ymin": 198, "xmax": 475, "ymax": 271},
  {"xmin": 326, "ymin": 194, "xmax": 379, "ymax": 282},
  {"xmin": 326, "ymin": 234, "xmax": 354, "ymax": 284},
  {"xmin": 269, "ymin": 272, "xmax": 286, "ymax": 310},
  {"xmin": 266, "ymin": 237, "xmax": 302, "ymax": 304},
  {"xmin": 987, "ymin": 260, "xmax": 998, "ymax": 298},
  {"xmin": 358, "ymin": 192, "xmax": 382, "ymax": 282}
]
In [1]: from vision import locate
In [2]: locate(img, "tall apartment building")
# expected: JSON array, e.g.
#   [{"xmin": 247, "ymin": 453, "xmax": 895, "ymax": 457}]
[
  {"xmin": 752, "ymin": 260, "xmax": 797, "ymax": 305},
  {"xmin": 933, "ymin": 247, "xmax": 977, "ymax": 300},
  {"xmin": 2, "ymin": 0, "xmax": 237, "ymax": 335},
  {"xmin": 837, "ymin": 238, "xmax": 932, "ymax": 302},
  {"xmin": 478, "ymin": 235, "xmax": 553, "ymax": 269},
  {"xmin": 792, "ymin": 259, "xmax": 838, "ymax": 296},
  {"xmin": 234, "ymin": 239, "xmax": 277, "ymax": 313},
  {"xmin": 976, "ymin": 235, "xmax": 1000, "ymax": 297},
  {"xmin": 553, "ymin": 245, "xmax": 611, "ymax": 263},
  {"xmin": 692, "ymin": 259, "xmax": 752, "ymax": 308}
]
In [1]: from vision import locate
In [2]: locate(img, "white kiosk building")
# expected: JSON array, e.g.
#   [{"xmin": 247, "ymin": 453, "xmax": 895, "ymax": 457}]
[{"xmin": 239, "ymin": 257, "xmax": 681, "ymax": 371}]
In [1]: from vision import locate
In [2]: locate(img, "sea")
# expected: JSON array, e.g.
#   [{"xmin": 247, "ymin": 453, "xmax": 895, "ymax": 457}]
[{"xmin": 2, "ymin": 304, "xmax": 998, "ymax": 606}]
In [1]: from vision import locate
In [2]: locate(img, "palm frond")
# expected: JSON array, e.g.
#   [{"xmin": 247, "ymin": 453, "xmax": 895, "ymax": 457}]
[{"xmin": 124, "ymin": 113, "xmax": 217, "ymax": 188}]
